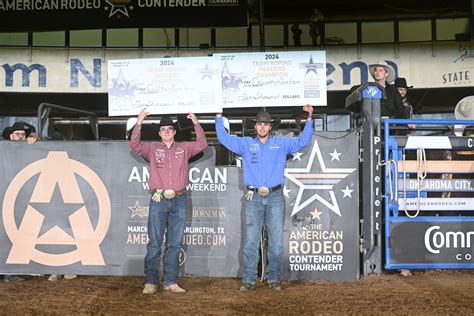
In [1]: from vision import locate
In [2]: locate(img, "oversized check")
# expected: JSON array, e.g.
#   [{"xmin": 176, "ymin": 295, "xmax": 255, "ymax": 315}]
[
  {"xmin": 216, "ymin": 51, "xmax": 327, "ymax": 108},
  {"xmin": 107, "ymin": 57, "xmax": 222, "ymax": 116}
]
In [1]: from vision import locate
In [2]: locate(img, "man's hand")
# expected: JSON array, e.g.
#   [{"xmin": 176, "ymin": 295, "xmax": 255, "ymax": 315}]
[
  {"xmin": 408, "ymin": 124, "xmax": 416, "ymax": 129},
  {"xmin": 303, "ymin": 104, "xmax": 314, "ymax": 117},
  {"xmin": 137, "ymin": 108, "xmax": 150, "ymax": 125},
  {"xmin": 187, "ymin": 112, "xmax": 198, "ymax": 125}
]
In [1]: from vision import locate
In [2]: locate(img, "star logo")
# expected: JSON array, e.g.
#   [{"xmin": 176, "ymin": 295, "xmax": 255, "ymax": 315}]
[
  {"xmin": 200, "ymin": 64, "xmax": 219, "ymax": 80},
  {"xmin": 283, "ymin": 186, "xmax": 291, "ymax": 198},
  {"xmin": 2, "ymin": 151, "xmax": 111, "ymax": 266},
  {"xmin": 299, "ymin": 55, "xmax": 324, "ymax": 75},
  {"xmin": 329, "ymin": 148, "xmax": 342, "ymax": 161},
  {"xmin": 292, "ymin": 152, "xmax": 303, "ymax": 161},
  {"xmin": 341, "ymin": 185, "xmax": 354, "ymax": 198},
  {"xmin": 105, "ymin": 0, "xmax": 133, "ymax": 18},
  {"xmin": 29, "ymin": 184, "xmax": 84, "ymax": 237},
  {"xmin": 129, "ymin": 201, "xmax": 149, "ymax": 218},
  {"xmin": 309, "ymin": 208, "xmax": 322, "ymax": 220},
  {"xmin": 285, "ymin": 139, "xmax": 356, "ymax": 217}
]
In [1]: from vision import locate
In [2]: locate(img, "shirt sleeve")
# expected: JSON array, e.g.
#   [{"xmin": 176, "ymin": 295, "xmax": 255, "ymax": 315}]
[
  {"xmin": 129, "ymin": 123, "xmax": 152, "ymax": 160},
  {"xmin": 215, "ymin": 116, "xmax": 244, "ymax": 155},
  {"xmin": 285, "ymin": 119, "xmax": 314, "ymax": 154},
  {"xmin": 187, "ymin": 123, "xmax": 209, "ymax": 157}
]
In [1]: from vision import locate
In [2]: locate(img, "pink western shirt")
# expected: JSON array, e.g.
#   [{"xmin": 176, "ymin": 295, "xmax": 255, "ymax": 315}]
[{"xmin": 129, "ymin": 123, "xmax": 208, "ymax": 192}]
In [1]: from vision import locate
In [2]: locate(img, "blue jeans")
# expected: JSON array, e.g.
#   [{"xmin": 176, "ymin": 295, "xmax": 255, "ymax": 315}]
[
  {"xmin": 242, "ymin": 189, "xmax": 285, "ymax": 284},
  {"xmin": 144, "ymin": 194, "xmax": 186, "ymax": 287}
]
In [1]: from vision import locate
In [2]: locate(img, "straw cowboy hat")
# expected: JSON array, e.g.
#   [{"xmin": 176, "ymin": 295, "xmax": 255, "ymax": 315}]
[
  {"xmin": 369, "ymin": 61, "xmax": 396, "ymax": 84},
  {"xmin": 454, "ymin": 96, "xmax": 474, "ymax": 120}
]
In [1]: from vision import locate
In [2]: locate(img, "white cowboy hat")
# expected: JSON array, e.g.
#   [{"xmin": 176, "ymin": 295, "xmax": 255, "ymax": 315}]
[
  {"xmin": 454, "ymin": 96, "xmax": 474, "ymax": 120},
  {"xmin": 369, "ymin": 61, "xmax": 396, "ymax": 84}
]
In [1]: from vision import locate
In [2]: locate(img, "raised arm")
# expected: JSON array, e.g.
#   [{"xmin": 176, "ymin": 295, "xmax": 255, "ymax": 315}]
[
  {"xmin": 129, "ymin": 108, "xmax": 152, "ymax": 159},
  {"xmin": 286, "ymin": 104, "xmax": 314, "ymax": 154},
  {"xmin": 187, "ymin": 112, "xmax": 208, "ymax": 156},
  {"xmin": 215, "ymin": 113, "xmax": 244, "ymax": 155}
]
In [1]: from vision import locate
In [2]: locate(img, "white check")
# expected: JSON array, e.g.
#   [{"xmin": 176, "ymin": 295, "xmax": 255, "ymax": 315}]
[
  {"xmin": 215, "ymin": 51, "xmax": 327, "ymax": 108},
  {"xmin": 107, "ymin": 56, "xmax": 222, "ymax": 116}
]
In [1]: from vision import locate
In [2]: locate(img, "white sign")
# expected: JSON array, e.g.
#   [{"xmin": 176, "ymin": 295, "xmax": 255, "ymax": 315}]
[
  {"xmin": 216, "ymin": 51, "xmax": 327, "ymax": 108},
  {"xmin": 399, "ymin": 198, "xmax": 474, "ymax": 211},
  {"xmin": 398, "ymin": 179, "xmax": 474, "ymax": 192},
  {"xmin": 107, "ymin": 56, "xmax": 222, "ymax": 116}
]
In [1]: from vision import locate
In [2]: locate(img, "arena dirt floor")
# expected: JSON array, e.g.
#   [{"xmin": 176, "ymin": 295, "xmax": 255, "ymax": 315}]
[{"xmin": 1, "ymin": 270, "xmax": 474, "ymax": 314}]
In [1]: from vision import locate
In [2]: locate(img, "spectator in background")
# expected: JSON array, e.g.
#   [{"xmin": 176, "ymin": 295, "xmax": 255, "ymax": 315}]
[
  {"xmin": 395, "ymin": 77, "xmax": 416, "ymax": 130},
  {"xmin": 2, "ymin": 121, "xmax": 38, "ymax": 144},
  {"xmin": 309, "ymin": 8, "xmax": 324, "ymax": 46},
  {"xmin": 291, "ymin": 24, "xmax": 302, "ymax": 46},
  {"xmin": 1, "ymin": 121, "xmax": 38, "ymax": 282}
]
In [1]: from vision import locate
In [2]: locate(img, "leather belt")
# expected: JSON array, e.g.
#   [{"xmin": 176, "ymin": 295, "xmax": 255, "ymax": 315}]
[{"xmin": 246, "ymin": 184, "xmax": 282, "ymax": 196}]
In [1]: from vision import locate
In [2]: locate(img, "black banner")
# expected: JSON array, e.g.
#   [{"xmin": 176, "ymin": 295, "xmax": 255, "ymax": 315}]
[
  {"xmin": 389, "ymin": 220, "xmax": 474, "ymax": 265},
  {"xmin": 0, "ymin": 135, "xmax": 360, "ymax": 281},
  {"xmin": 0, "ymin": 141, "xmax": 243, "ymax": 276},
  {"xmin": 283, "ymin": 132, "xmax": 360, "ymax": 281},
  {"xmin": 0, "ymin": 0, "xmax": 248, "ymax": 32}
]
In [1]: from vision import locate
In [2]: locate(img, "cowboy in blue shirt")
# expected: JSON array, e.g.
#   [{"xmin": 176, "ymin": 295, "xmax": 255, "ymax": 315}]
[{"xmin": 215, "ymin": 105, "xmax": 314, "ymax": 291}]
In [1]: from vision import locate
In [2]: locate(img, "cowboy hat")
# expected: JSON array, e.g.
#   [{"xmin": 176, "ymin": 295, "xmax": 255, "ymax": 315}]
[
  {"xmin": 454, "ymin": 96, "xmax": 474, "ymax": 120},
  {"xmin": 394, "ymin": 77, "xmax": 413, "ymax": 89},
  {"xmin": 369, "ymin": 61, "xmax": 396, "ymax": 84},
  {"xmin": 252, "ymin": 110, "xmax": 274, "ymax": 123},
  {"xmin": 158, "ymin": 116, "xmax": 175, "ymax": 128},
  {"xmin": 2, "ymin": 121, "xmax": 33, "ymax": 139}
]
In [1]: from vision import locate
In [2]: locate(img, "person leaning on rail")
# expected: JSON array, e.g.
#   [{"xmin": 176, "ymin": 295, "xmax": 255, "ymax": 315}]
[
  {"xmin": 129, "ymin": 109, "xmax": 208, "ymax": 294},
  {"xmin": 2, "ymin": 121, "xmax": 39, "ymax": 144},
  {"xmin": 1, "ymin": 121, "xmax": 38, "ymax": 282},
  {"xmin": 215, "ymin": 105, "xmax": 314, "ymax": 291}
]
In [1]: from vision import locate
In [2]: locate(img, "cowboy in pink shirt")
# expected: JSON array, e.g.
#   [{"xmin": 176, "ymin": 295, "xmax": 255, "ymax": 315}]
[{"xmin": 129, "ymin": 109, "xmax": 207, "ymax": 294}]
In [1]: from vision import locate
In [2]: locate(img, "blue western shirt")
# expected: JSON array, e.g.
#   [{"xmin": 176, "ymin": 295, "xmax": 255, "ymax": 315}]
[{"xmin": 215, "ymin": 116, "xmax": 314, "ymax": 188}]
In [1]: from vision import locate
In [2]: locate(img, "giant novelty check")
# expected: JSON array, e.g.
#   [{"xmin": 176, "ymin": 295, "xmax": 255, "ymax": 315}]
[
  {"xmin": 107, "ymin": 56, "xmax": 222, "ymax": 116},
  {"xmin": 216, "ymin": 51, "xmax": 327, "ymax": 108}
]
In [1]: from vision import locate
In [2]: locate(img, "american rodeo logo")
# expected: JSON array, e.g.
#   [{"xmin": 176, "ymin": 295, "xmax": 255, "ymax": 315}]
[
  {"xmin": 127, "ymin": 166, "xmax": 227, "ymax": 192},
  {"xmin": 2, "ymin": 151, "xmax": 111, "ymax": 266},
  {"xmin": 424, "ymin": 226, "xmax": 474, "ymax": 261}
]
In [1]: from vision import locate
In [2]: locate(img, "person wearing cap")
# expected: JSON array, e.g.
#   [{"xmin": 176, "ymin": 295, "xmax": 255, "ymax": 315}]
[
  {"xmin": 215, "ymin": 105, "xmax": 314, "ymax": 291},
  {"xmin": 394, "ymin": 77, "xmax": 416, "ymax": 130},
  {"xmin": 2, "ymin": 121, "xmax": 39, "ymax": 144},
  {"xmin": 369, "ymin": 61, "xmax": 409, "ymax": 119},
  {"xmin": 129, "ymin": 108, "xmax": 208, "ymax": 294}
]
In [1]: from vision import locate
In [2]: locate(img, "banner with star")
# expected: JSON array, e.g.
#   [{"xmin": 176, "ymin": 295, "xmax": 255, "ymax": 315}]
[
  {"xmin": 215, "ymin": 51, "xmax": 327, "ymax": 108},
  {"xmin": 107, "ymin": 56, "xmax": 222, "ymax": 116},
  {"xmin": 0, "ymin": 142, "xmax": 243, "ymax": 277},
  {"xmin": 0, "ymin": 136, "xmax": 360, "ymax": 281},
  {"xmin": 0, "ymin": 0, "xmax": 248, "ymax": 32},
  {"xmin": 283, "ymin": 132, "xmax": 359, "ymax": 280}
]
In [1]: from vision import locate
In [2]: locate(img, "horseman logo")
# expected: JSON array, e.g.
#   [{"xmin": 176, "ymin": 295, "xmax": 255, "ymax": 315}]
[{"xmin": 2, "ymin": 151, "xmax": 111, "ymax": 266}]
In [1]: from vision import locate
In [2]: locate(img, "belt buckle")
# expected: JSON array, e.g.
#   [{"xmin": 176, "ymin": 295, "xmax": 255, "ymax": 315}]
[
  {"xmin": 258, "ymin": 187, "xmax": 270, "ymax": 196},
  {"xmin": 163, "ymin": 189, "xmax": 176, "ymax": 199}
]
